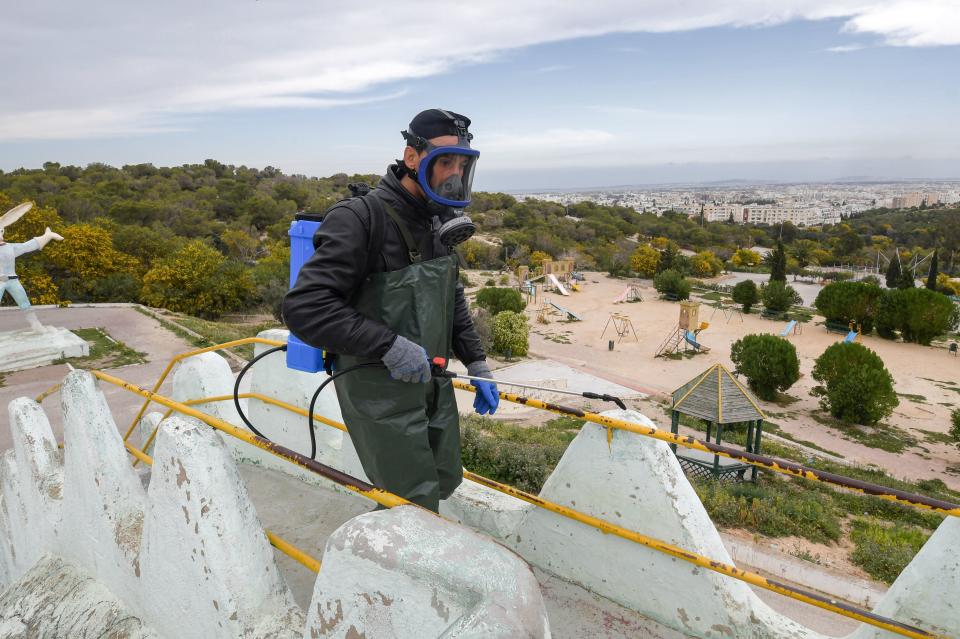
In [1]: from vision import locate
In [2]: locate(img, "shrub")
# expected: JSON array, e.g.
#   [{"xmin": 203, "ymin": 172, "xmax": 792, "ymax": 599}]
[
  {"xmin": 499, "ymin": 274, "xmax": 510, "ymax": 285},
  {"xmin": 459, "ymin": 271, "xmax": 473, "ymax": 287},
  {"xmin": 732, "ymin": 280, "xmax": 759, "ymax": 313},
  {"xmin": 471, "ymin": 307, "xmax": 494, "ymax": 353},
  {"xmin": 760, "ymin": 280, "xmax": 796, "ymax": 313},
  {"xmin": 876, "ymin": 287, "xmax": 959, "ymax": 345},
  {"xmin": 951, "ymin": 409, "xmax": 960, "ymax": 448},
  {"xmin": 630, "ymin": 245, "xmax": 660, "ymax": 278},
  {"xmin": 491, "ymin": 310, "xmax": 529, "ymax": 357},
  {"xmin": 730, "ymin": 334, "xmax": 800, "ymax": 400},
  {"xmin": 475, "ymin": 287, "xmax": 525, "ymax": 316},
  {"xmin": 653, "ymin": 269, "xmax": 691, "ymax": 300},
  {"xmin": 691, "ymin": 250, "xmax": 723, "ymax": 277},
  {"xmin": 459, "ymin": 415, "xmax": 574, "ymax": 493},
  {"xmin": 812, "ymin": 343, "xmax": 898, "ymax": 425},
  {"xmin": 814, "ymin": 281, "xmax": 883, "ymax": 333},
  {"xmin": 731, "ymin": 248, "xmax": 761, "ymax": 267},
  {"xmin": 850, "ymin": 519, "xmax": 929, "ymax": 583},
  {"xmin": 485, "ymin": 278, "xmax": 496, "ymax": 286}
]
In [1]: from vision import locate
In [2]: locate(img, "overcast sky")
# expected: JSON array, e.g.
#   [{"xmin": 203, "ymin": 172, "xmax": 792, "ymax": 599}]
[{"xmin": 2, "ymin": 1, "xmax": 959, "ymax": 190}]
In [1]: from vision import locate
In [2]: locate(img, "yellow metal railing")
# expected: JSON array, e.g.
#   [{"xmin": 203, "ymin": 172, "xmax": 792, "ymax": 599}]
[{"xmin": 93, "ymin": 354, "xmax": 945, "ymax": 639}]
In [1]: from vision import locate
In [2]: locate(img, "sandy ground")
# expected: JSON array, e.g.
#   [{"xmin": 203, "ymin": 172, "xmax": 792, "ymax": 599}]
[{"xmin": 487, "ymin": 271, "xmax": 960, "ymax": 491}]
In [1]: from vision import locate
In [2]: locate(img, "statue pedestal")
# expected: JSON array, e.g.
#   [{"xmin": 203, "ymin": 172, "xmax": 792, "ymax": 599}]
[{"xmin": 0, "ymin": 327, "xmax": 90, "ymax": 373}]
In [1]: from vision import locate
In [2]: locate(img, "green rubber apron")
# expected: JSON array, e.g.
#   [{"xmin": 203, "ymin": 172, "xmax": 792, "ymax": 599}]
[{"xmin": 334, "ymin": 200, "xmax": 462, "ymax": 512}]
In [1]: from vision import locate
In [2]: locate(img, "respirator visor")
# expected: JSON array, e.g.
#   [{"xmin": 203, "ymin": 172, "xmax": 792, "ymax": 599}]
[{"xmin": 417, "ymin": 146, "xmax": 479, "ymax": 208}]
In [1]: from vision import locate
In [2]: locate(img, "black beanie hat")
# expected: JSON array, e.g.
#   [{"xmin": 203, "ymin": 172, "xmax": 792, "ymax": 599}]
[{"xmin": 405, "ymin": 109, "xmax": 472, "ymax": 147}]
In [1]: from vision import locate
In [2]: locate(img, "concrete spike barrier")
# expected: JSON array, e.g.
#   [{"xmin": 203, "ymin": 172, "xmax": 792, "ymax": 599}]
[
  {"xmin": 58, "ymin": 369, "xmax": 147, "ymax": 608},
  {"xmin": 0, "ymin": 554, "xmax": 158, "ymax": 638},
  {"xmin": 0, "ymin": 398, "xmax": 64, "ymax": 585},
  {"xmin": 305, "ymin": 505, "xmax": 551, "ymax": 638},
  {"xmin": 848, "ymin": 515, "xmax": 960, "ymax": 638},
  {"xmin": 509, "ymin": 411, "xmax": 820, "ymax": 639},
  {"xmin": 140, "ymin": 414, "xmax": 302, "ymax": 639}
]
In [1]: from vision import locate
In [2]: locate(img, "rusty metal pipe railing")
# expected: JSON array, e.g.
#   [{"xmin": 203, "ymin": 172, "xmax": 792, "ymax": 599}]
[
  {"xmin": 123, "ymin": 337, "xmax": 286, "ymax": 442},
  {"xmin": 452, "ymin": 382, "xmax": 960, "ymax": 518},
  {"xmin": 102, "ymin": 377, "xmax": 945, "ymax": 639}
]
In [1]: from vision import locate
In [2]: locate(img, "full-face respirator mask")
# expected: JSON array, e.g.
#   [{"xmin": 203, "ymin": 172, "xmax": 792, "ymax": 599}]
[{"xmin": 401, "ymin": 111, "xmax": 479, "ymax": 248}]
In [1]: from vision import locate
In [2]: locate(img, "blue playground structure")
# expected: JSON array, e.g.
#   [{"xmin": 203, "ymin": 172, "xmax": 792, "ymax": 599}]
[
  {"xmin": 779, "ymin": 320, "xmax": 797, "ymax": 337},
  {"xmin": 684, "ymin": 330, "xmax": 706, "ymax": 351},
  {"xmin": 843, "ymin": 330, "xmax": 858, "ymax": 343},
  {"xmin": 548, "ymin": 300, "xmax": 582, "ymax": 321}
]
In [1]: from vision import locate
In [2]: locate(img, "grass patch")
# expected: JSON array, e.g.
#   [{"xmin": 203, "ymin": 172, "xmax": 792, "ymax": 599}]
[
  {"xmin": 770, "ymin": 393, "xmax": 800, "ymax": 407},
  {"xmin": 810, "ymin": 412, "xmax": 916, "ymax": 453},
  {"xmin": 915, "ymin": 428, "xmax": 957, "ymax": 445},
  {"xmin": 850, "ymin": 518, "xmax": 930, "ymax": 584},
  {"xmin": 54, "ymin": 328, "xmax": 147, "ymax": 370},
  {"xmin": 693, "ymin": 477, "xmax": 842, "ymax": 543},
  {"xmin": 460, "ymin": 414, "xmax": 578, "ymax": 493},
  {"xmin": 897, "ymin": 392, "xmax": 927, "ymax": 403},
  {"xmin": 0, "ymin": 373, "xmax": 6, "ymax": 388}
]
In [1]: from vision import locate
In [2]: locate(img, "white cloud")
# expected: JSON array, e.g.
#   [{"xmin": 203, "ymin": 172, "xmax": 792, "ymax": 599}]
[
  {"xmin": 826, "ymin": 44, "xmax": 868, "ymax": 52},
  {"xmin": 1, "ymin": 1, "xmax": 958, "ymax": 141}
]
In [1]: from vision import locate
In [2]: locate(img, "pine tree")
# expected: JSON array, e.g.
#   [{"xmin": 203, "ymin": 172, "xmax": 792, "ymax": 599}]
[
  {"xmin": 770, "ymin": 240, "xmax": 787, "ymax": 282},
  {"xmin": 926, "ymin": 249, "xmax": 939, "ymax": 290},
  {"xmin": 885, "ymin": 257, "xmax": 901, "ymax": 288}
]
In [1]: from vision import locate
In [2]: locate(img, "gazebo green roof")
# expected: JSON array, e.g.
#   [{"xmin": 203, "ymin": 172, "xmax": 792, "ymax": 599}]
[{"xmin": 671, "ymin": 363, "xmax": 765, "ymax": 424}]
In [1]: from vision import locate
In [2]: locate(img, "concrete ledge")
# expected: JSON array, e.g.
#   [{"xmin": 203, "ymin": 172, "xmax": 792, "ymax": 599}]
[
  {"xmin": 306, "ymin": 505, "xmax": 550, "ymax": 638},
  {"xmin": 0, "ymin": 327, "xmax": 88, "ymax": 373},
  {"xmin": 440, "ymin": 476, "xmax": 532, "ymax": 540}
]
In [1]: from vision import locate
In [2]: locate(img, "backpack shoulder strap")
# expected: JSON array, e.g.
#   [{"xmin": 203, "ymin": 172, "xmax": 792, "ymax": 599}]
[{"xmin": 359, "ymin": 192, "xmax": 387, "ymax": 278}]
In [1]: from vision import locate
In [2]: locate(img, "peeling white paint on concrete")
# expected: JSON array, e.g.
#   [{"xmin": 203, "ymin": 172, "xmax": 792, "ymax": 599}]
[
  {"xmin": 0, "ymin": 554, "xmax": 158, "ymax": 638},
  {"xmin": 59, "ymin": 370, "xmax": 147, "ymax": 611},
  {"xmin": 849, "ymin": 515, "xmax": 960, "ymax": 638},
  {"xmin": 140, "ymin": 415, "xmax": 302, "ymax": 639},
  {"xmin": 0, "ymin": 326, "xmax": 88, "ymax": 373},
  {"xmin": 307, "ymin": 505, "xmax": 550, "ymax": 638},
  {"xmin": 508, "ymin": 412, "xmax": 820, "ymax": 638}
]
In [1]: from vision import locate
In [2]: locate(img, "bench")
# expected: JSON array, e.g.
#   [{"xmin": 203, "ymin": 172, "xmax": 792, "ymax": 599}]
[{"xmin": 825, "ymin": 320, "xmax": 850, "ymax": 334}]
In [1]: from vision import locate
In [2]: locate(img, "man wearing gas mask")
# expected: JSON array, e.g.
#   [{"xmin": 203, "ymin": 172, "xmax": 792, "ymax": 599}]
[{"xmin": 283, "ymin": 109, "xmax": 498, "ymax": 513}]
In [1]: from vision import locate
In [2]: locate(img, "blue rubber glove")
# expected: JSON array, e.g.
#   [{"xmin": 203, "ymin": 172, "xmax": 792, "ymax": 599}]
[
  {"xmin": 467, "ymin": 361, "xmax": 499, "ymax": 415},
  {"xmin": 381, "ymin": 335, "xmax": 431, "ymax": 383}
]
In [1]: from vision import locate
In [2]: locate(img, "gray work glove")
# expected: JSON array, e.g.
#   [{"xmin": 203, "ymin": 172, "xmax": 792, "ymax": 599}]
[{"xmin": 381, "ymin": 335, "xmax": 431, "ymax": 383}]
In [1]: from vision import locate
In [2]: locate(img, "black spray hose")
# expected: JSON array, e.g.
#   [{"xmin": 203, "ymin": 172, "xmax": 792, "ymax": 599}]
[
  {"xmin": 307, "ymin": 363, "xmax": 383, "ymax": 460},
  {"xmin": 233, "ymin": 345, "xmax": 287, "ymax": 440}
]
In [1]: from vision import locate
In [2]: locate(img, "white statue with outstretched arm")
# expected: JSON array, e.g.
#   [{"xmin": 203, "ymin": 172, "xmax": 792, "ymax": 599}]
[{"xmin": 0, "ymin": 203, "xmax": 64, "ymax": 332}]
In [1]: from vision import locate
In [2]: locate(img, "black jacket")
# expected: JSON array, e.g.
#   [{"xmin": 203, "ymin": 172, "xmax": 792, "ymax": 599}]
[{"xmin": 282, "ymin": 164, "xmax": 486, "ymax": 366}]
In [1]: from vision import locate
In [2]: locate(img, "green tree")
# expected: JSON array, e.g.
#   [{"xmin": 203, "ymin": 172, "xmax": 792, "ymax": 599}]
[
  {"xmin": 250, "ymin": 240, "xmax": 290, "ymax": 319},
  {"xmin": 769, "ymin": 240, "xmax": 787, "ymax": 282},
  {"xmin": 630, "ymin": 245, "xmax": 660, "ymax": 277},
  {"xmin": 925, "ymin": 249, "xmax": 938, "ymax": 290},
  {"xmin": 653, "ymin": 269, "xmax": 691, "ymax": 300},
  {"xmin": 760, "ymin": 281, "xmax": 795, "ymax": 313},
  {"xmin": 885, "ymin": 258, "xmax": 902, "ymax": 289},
  {"xmin": 730, "ymin": 334, "xmax": 800, "ymax": 400},
  {"xmin": 790, "ymin": 239, "xmax": 818, "ymax": 271},
  {"xmin": 141, "ymin": 240, "xmax": 255, "ymax": 319},
  {"xmin": 475, "ymin": 287, "xmax": 525, "ymax": 316},
  {"xmin": 731, "ymin": 280, "xmax": 759, "ymax": 313},
  {"xmin": 491, "ymin": 310, "xmax": 529, "ymax": 357},
  {"xmin": 812, "ymin": 343, "xmax": 898, "ymax": 425},
  {"xmin": 658, "ymin": 243, "xmax": 677, "ymax": 273},
  {"xmin": 876, "ymin": 287, "xmax": 959, "ymax": 345},
  {"xmin": 814, "ymin": 281, "xmax": 884, "ymax": 333}
]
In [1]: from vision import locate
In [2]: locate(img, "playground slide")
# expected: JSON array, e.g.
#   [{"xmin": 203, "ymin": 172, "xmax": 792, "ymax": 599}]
[
  {"xmin": 843, "ymin": 330, "xmax": 857, "ymax": 343},
  {"xmin": 548, "ymin": 301, "xmax": 582, "ymax": 321},
  {"xmin": 779, "ymin": 320, "xmax": 797, "ymax": 337},
  {"xmin": 613, "ymin": 286, "xmax": 630, "ymax": 303},
  {"xmin": 548, "ymin": 274, "xmax": 570, "ymax": 296}
]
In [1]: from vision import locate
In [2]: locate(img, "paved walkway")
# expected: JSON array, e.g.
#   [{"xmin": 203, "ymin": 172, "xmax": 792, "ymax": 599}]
[{"xmin": 0, "ymin": 306, "xmax": 197, "ymax": 451}]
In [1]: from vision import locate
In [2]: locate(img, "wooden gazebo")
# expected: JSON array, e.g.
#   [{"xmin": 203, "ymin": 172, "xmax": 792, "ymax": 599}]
[{"xmin": 669, "ymin": 363, "xmax": 766, "ymax": 481}]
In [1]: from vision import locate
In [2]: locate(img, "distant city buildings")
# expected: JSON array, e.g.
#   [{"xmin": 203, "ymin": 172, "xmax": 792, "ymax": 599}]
[{"xmin": 515, "ymin": 181, "xmax": 958, "ymax": 227}]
